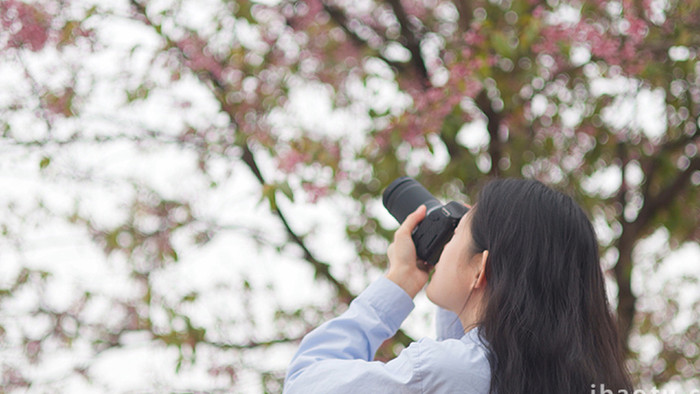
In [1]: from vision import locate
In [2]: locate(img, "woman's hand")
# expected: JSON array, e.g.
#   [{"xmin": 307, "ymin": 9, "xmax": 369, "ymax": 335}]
[{"xmin": 385, "ymin": 205, "xmax": 431, "ymax": 298}]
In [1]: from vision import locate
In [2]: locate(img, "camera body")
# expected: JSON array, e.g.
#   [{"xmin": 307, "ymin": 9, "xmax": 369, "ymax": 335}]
[{"xmin": 382, "ymin": 177, "xmax": 468, "ymax": 265}]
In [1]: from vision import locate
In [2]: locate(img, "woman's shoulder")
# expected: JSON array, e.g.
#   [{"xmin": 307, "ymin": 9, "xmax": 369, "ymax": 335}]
[
  {"xmin": 417, "ymin": 331, "xmax": 489, "ymax": 366},
  {"xmin": 406, "ymin": 331, "xmax": 491, "ymax": 392}
]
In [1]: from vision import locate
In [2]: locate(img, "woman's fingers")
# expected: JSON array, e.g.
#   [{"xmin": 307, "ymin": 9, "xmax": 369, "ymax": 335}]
[{"xmin": 395, "ymin": 205, "xmax": 426, "ymax": 238}]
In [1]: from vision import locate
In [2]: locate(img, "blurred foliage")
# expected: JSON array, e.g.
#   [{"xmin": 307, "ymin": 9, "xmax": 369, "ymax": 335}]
[{"xmin": 1, "ymin": 0, "xmax": 699, "ymax": 391}]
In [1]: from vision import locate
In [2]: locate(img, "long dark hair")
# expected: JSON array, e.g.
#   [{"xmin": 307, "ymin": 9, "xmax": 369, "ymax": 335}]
[{"xmin": 469, "ymin": 179, "xmax": 632, "ymax": 394}]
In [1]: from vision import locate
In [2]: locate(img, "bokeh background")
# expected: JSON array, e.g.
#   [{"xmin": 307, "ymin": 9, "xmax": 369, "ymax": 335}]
[{"xmin": 1, "ymin": 0, "xmax": 699, "ymax": 392}]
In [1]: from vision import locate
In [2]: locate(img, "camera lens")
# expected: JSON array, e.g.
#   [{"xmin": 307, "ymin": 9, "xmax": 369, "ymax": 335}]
[{"xmin": 382, "ymin": 177, "xmax": 441, "ymax": 223}]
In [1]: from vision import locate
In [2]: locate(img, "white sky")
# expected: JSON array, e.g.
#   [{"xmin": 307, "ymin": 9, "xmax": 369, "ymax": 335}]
[{"xmin": 1, "ymin": 1, "xmax": 698, "ymax": 392}]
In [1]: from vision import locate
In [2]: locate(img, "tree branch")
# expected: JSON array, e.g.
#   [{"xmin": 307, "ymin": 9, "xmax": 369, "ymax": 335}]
[
  {"xmin": 616, "ymin": 141, "xmax": 629, "ymax": 223},
  {"xmin": 612, "ymin": 140, "xmax": 636, "ymax": 353},
  {"xmin": 614, "ymin": 155, "xmax": 700, "ymax": 351},
  {"xmin": 321, "ymin": 3, "xmax": 407, "ymax": 74},
  {"xmin": 475, "ymin": 89, "xmax": 502, "ymax": 176},
  {"xmin": 659, "ymin": 127, "xmax": 700, "ymax": 156},
  {"xmin": 202, "ymin": 335, "xmax": 305, "ymax": 350},
  {"xmin": 452, "ymin": 0, "xmax": 473, "ymax": 32},
  {"xmin": 239, "ymin": 145, "xmax": 354, "ymax": 302},
  {"xmin": 384, "ymin": 0, "xmax": 430, "ymax": 86},
  {"xmin": 638, "ymin": 156, "xmax": 700, "ymax": 224},
  {"xmin": 129, "ymin": 0, "xmax": 355, "ymax": 303}
]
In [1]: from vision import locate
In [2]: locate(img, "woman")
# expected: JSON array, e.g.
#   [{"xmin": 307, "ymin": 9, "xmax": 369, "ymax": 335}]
[{"xmin": 284, "ymin": 179, "xmax": 633, "ymax": 393}]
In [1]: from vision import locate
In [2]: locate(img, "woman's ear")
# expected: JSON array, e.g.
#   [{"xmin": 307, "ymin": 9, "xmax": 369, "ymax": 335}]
[{"xmin": 474, "ymin": 250, "xmax": 489, "ymax": 289}]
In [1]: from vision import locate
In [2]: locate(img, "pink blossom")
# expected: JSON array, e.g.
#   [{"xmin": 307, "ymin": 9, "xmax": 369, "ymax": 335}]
[
  {"xmin": 463, "ymin": 28, "xmax": 485, "ymax": 46},
  {"xmin": 25, "ymin": 340, "xmax": 41, "ymax": 362},
  {"xmin": 425, "ymin": 88, "xmax": 444, "ymax": 102},
  {"xmin": 287, "ymin": 0, "xmax": 324, "ymax": 30},
  {"xmin": 625, "ymin": 16, "xmax": 648, "ymax": 42},
  {"xmin": 461, "ymin": 48, "xmax": 473, "ymax": 59},
  {"xmin": 43, "ymin": 88, "xmax": 74, "ymax": 117},
  {"xmin": 401, "ymin": 1, "xmax": 429, "ymax": 19},
  {"xmin": 372, "ymin": 130, "xmax": 391, "ymax": 149},
  {"xmin": 579, "ymin": 125, "xmax": 597, "ymax": 136},
  {"xmin": 277, "ymin": 149, "xmax": 310, "ymax": 172},
  {"xmin": 532, "ymin": 5, "xmax": 546, "ymax": 18},
  {"xmin": 589, "ymin": 36, "xmax": 620, "ymax": 63},
  {"xmin": 451, "ymin": 64, "xmax": 470, "ymax": 79},
  {"xmin": 1, "ymin": 0, "xmax": 51, "ymax": 51},
  {"xmin": 463, "ymin": 79, "xmax": 483, "ymax": 98},
  {"xmin": 326, "ymin": 38, "xmax": 362, "ymax": 66},
  {"xmin": 2, "ymin": 366, "xmax": 29, "ymax": 389},
  {"xmin": 399, "ymin": 77, "xmax": 426, "ymax": 94},
  {"xmin": 622, "ymin": 60, "xmax": 645, "ymax": 75},
  {"xmin": 187, "ymin": 54, "xmax": 224, "ymax": 80},
  {"xmin": 176, "ymin": 35, "xmax": 224, "ymax": 80},
  {"xmin": 322, "ymin": 139, "xmax": 340, "ymax": 160},
  {"xmin": 535, "ymin": 11, "xmax": 649, "ymax": 72},
  {"xmin": 208, "ymin": 364, "xmax": 237, "ymax": 382},
  {"xmin": 466, "ymin": 56, "xmax": 485, "ymax": 71},
  {"xmin": 620, "ymin": 40, "xmax": 636, "ymax": 62},
  {"xmin": 402, "ymin": 125, "xmax": 425, "ymax": 147},
  {"xmin": 641, "ymin": 0, "xmax": 656, "ymax": 17},
  {"xmin": 412, "ymin": 93, "xmax": 427, "ymax": 111},
  {"xmin": 334, "ymin": 170, "xmax": 348, "ymax": 182},
  {"xmin": 533, "ymin": 26, "xmax": 568, "ymax": 54},
  {"xmin": 446, "ymin": 94, "xmax": 461, "ymax": 108},
  {"xmin": 302, "ymin": 182, "xmax": 329, "ymax": 203}
]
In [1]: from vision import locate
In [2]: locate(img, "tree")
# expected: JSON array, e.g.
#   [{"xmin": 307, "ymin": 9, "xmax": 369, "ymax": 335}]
[{"xmin": 1, "ymin": 0, "xmax": 698, "ymax": 391}]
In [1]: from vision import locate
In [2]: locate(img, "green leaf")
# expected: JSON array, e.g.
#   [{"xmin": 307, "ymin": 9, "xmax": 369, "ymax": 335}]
[
  {"xmin": 39, "ymin": 156, "xmax": 51, "ymax": 170},
  {"xmin": 491, "ymin": 32, "xmax": 513, "ymax": 57},
  {"xmin": 261, "ymin": 184, "xmax": 278, "ymax": 211},
  {"xmin": 182, "ymin": 292, "xmax": 198, "ymax": 302},
  {"xmin": 235, "ymin": 0, "xmax": 255, "ymax": 24},
  {"xmin": 126, "ymin": 83, "xmax": 152, "ymax": 102},
  {"xmin": 278, "ymin": 181, "xmax": 294, "ymax": 202}
]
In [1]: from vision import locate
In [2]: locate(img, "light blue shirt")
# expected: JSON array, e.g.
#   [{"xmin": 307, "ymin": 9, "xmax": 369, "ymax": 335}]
[{"xmin": 284, "ymin": 277, "xmax": 491, "ymax": 393}]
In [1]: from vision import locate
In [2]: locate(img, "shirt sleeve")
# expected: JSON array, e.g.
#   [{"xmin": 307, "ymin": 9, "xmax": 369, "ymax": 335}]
[
  {"xmin": 283, "ymin": 276, "xmax": 420, "ymax": 393},
  {"xmin": 436, "ymin": 307, "xmax": 465, "ymax": 341}
]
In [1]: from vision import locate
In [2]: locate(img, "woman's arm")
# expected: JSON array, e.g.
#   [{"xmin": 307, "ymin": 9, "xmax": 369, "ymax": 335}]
[
  {"xmin": 285, "ymin": 206, "xmax": 431, "ymax": 393},
  {"xmin": 283, "ymin": 277, "xmax": 489, "ymax": 393},
  {"xmin": 283, "ymin": 277, "xmax": 418, "ymax": 393}
]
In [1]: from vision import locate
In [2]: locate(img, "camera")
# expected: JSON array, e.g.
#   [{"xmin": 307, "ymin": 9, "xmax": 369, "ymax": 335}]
[{"xmin": 382, "ymin": 177, "xmax": 468, "ymax": 266}]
